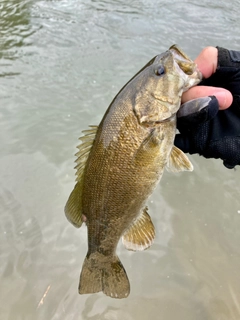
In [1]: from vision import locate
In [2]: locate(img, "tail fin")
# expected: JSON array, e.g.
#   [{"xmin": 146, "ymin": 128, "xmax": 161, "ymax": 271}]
[{"xmin": 78, "ymin": 252, "xmax": 130, "ymax": 299}]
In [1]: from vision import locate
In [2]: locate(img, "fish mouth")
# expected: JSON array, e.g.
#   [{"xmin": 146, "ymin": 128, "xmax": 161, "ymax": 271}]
[
  {"xmin": 169, "ymin": 45, "xmax": 202, "ymax": 88},
  {"xmin": 169, "ymin": 45, "xmax": 197, "ymax": 74}
]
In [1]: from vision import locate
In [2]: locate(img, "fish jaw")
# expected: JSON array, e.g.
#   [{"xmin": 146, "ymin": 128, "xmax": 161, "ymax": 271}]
[{"xmin": 170, "ymin": 44, "xmax": 202, "ymax": 91}]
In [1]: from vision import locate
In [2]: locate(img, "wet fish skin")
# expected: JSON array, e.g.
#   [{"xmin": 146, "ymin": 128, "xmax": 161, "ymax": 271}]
[{"xmin": 65, "ymin": 45, "xmax": 202, "ymax": 299}]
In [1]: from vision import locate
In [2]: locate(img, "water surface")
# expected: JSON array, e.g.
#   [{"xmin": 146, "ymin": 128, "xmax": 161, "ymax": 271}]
[{"xmin": 1, "ymin": 1, "xmax": 240, "ymax": 319}]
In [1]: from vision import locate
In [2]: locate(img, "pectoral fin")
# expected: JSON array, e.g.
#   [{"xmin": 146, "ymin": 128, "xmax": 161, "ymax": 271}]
[
  {"xmin": 166, "ymin": 145, "xmax": 193, "ymax": 173},
  {"xmin": 122, "ymin": 207, "xmax": 155, "ymax": 251},
  {"xmin": 65, "ymin": 125, "xmax": 98, "ymax": 227},
  {"xmin": 134, "ymin": 129, "xmax": 164, "ymax": 166}
]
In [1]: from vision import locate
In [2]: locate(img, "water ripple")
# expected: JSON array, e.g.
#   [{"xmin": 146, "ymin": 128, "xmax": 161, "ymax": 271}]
[{"xmin": 0, "ymin": 0, "xmax": 41, "ymax": 60}]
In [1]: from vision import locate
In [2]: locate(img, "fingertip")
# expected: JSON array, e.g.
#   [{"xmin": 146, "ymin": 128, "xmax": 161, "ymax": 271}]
[
  {"xmin": 182, "ymin": 86, "xmax": 232, "ymax": 110},
  {"xmin": 214, "ymin": 91, "xmax": 233, "ymax": 110},
  {"xmin": 195, "ymin": 47, "xmax": 218, "ymax": 78}
]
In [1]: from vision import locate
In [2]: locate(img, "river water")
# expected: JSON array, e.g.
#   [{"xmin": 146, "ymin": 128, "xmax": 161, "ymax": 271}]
[{"xmin": 1, "ymin": 0, "xmax": 240, "ymax": 319}]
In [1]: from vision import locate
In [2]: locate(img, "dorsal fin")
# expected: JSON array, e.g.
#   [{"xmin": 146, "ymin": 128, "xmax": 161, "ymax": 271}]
[
  {"xmin": 166, "ymin": 146, "xmax": 193, "ymax": 173},
  {"xmin": 74, "ymin": 125, "xmax": 98, "ymax": 181},
  {"xmin": 122, "ymin": 207, "xmax": 155, "ymax": 251},
  {"xmin": 65, "ymin": 125, "xmax": 98, "ymax": 227}
]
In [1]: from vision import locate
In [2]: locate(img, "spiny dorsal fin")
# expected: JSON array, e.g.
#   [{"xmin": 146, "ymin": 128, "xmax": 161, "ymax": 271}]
[
  {"xmin": 65, "ymin": 125, "xmax": 98, "ymax": 228},
  {"xmin": 122, "ymin": 207, "xmax": 155, "ymax": 251},
  {"xmin": 166, "ymin": 146, "xmax": 193, "ymax": 173},
  {"xmin": 74, "ymin": 125, "xmax": 98, "ymax": 181}
]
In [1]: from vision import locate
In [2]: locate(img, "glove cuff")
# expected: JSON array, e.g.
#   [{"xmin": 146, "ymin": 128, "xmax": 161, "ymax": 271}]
[{"xmin": 217, "ymin": 46, "xmax": 240, "ymax": 68}]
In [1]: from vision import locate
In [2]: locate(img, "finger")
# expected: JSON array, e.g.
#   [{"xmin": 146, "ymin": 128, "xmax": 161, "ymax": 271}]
[
  {"xmin": 182, "ymin": 86, "xmax": 233, "ymax": 110},
  {"xmin": 178, "ymin": 96, "xmax": 219, "ymax": 120},
  {"xmin": 194, "ymin": 47, "xmax": 218, "ymax": 78}
]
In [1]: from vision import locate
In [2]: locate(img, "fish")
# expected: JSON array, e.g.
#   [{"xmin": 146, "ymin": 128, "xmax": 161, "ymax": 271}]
[{"xmin": 65, "ymin": 45, "xmax": 202, "ymax": 299}]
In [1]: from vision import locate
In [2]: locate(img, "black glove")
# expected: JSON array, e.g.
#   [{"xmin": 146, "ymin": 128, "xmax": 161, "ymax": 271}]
[{"xmin": 175, "ymin": 47, "xmax": 240, "ymax": 169}]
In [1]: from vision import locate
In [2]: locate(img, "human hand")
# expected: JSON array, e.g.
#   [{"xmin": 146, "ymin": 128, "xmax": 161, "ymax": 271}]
[
  {"xmin": 175, "ymin": 46, "xmax": 240, "ymax": 169},
  {"xmin": 181, "ymin": 47, "xmax": 233, "ymax": 109}
]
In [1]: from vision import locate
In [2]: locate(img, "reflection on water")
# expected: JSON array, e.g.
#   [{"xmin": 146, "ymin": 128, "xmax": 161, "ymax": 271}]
[
  {"xmin": 0, "ymin": 1, "xmax": 31, "ymax": 56},
  {"xmin": 0, "ymin": 0, "xmax": 40, "ymax": 79},
  {"xmin": 0, "ymin": 0, "xmax": 240, "ymax": 319}
]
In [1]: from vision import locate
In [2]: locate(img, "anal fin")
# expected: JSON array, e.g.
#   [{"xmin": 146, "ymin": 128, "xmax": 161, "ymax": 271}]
[{"xmin": 122, "ymin": 207, "xmax": 155, "ymax": 251}]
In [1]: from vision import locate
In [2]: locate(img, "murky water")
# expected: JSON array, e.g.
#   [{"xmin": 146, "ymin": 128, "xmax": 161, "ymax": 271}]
[{"xmin": 1, "ymin": 0, "xmax": 240, "ymax": 319}]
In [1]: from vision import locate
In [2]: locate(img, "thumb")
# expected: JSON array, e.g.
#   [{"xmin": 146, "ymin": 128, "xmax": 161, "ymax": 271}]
[{"xmin": 177, "ymin": 96, "xmax": 219, "ymax": 127}]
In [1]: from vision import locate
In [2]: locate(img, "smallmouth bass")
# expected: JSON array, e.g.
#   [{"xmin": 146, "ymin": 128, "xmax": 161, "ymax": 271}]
[{"xmin": 65, "ymin": 45, "xmax": 202, "ymax": 299}]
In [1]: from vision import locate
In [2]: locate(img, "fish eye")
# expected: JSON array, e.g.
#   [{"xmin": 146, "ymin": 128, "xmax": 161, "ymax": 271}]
[{"xmin": 155, "ymin": 66, "xmax": 165, "ymax": 76}]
